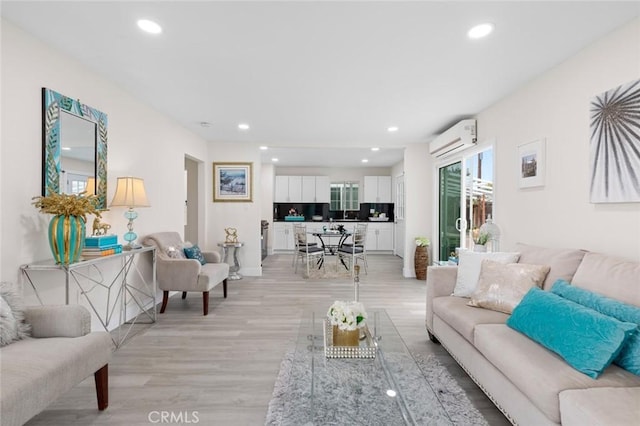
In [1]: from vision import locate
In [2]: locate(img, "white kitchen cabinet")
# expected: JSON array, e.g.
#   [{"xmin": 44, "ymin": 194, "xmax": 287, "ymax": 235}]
[
  {"xmin": 365, "ymin": 222, "xmax": 394, "ymax": 251},
  {"xmin": 274, "ymin": 176, "xmax": 302, "ymax": 202},
  {"xmin": 301, "ymin": 176, "xmax": 316, "ymax": 202},
  {"xmin": 314, "ymin": 176, "xmax": 330, "ymax": 203},
  {"xmin": 274, "ymin": 176, "xmax": 289, "ymax": 202},
  {"xmin": 376, "ymin": 223, "xmax": 394, "ymax": 250},
  {"xmin": 363, "ymin": 176, "xmax": 392, "ymax": 203},
  {"xmin": 301, "ymin": 176, "xmax": 330, "ymax": 203},
  {"xmin": 272, "ymin": 223, "xmax": 294, "ymax": 250}
]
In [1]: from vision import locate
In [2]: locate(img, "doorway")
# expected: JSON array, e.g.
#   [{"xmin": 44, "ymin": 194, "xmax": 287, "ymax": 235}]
[
  {"xmin": 394, "ymin": 173, "xmax": 405, "ymax": 258},
  {"xmin": 184, "ymin": 157, "xmax": 199, "ymax": 244},
  {"xmin": 436, "ymin": 146, "xmax": 494, "ymax": 262}
]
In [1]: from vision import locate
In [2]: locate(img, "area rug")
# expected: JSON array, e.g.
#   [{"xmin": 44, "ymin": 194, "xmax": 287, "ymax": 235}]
[
  {"xmin": 265, "ymin": 350, "xmax": 489, "ymax": 425},
  {"xmin": 302, "ymin": 262, "xmax": 353, "ymax": 279}
]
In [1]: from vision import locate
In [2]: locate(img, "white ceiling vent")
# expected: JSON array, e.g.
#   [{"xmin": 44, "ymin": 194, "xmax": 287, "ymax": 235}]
[{"xmin": 429, "ymin": 119, "xmax": 477, "ymax": 158}]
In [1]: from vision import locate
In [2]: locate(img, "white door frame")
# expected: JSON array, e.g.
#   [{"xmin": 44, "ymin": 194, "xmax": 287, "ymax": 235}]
[{"xmin": 394, "ymin": 172, "xmax": 405, "ymax": 258}]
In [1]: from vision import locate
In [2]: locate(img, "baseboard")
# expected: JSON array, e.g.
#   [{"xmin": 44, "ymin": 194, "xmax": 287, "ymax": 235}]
[
  {"xmin": 239, "ymin": 266, "xmax": 262, "ymax": 277},
  {"xmin": 403, "ymin": 266, "xmax": 416, "ymax": 278}
]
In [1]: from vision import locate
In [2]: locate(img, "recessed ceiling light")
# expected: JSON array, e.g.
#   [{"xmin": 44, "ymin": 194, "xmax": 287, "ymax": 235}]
[
  {"xmin": 387, "ymin": 126, "xmax": 399, "ymax": 133},
  {"xmin": 137, "ymin": 19, "xmax": 162, "ymax": 35},
  {"xmin": 272, "ymin": 158, "xmax": 279, "ymax": 162},
  {"xmin": 371, "ymin": 147, "xmax": 380, "ymax": 151},
  {"xmin": 259, "ymin": 146, "xmax": 268, "ymax": 150},
  {"xmin": 362, "ymin": 159, "xmax": 369, "ymax": 163},
  {"xmin": 200, "ymin": 121, "xmax": 212, "ymax": 128},
  {"xmin": 62, "ymin": 146, "xmax": 71, "ymax": 151},
  {"xmin": 238, "ymin": 123, "xmax": 250, "ymax": 131},
  {"xmin": 468, "ymin": 23, "xmax": 494, "ymax": 39},
  {"xmin": 387, "ymin": 389, "xmax": 397, "ymax": 398}
]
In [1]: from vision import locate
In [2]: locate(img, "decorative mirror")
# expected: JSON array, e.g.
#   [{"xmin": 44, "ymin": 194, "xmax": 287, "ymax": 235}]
[{"xmin": 42, "ymin": 87, "xmax": 108, "ymax": 209}]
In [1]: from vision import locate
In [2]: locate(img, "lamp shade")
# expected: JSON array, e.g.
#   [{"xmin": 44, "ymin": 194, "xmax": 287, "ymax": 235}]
[
  {"xmin": 110, "ymin": 177, "xmax": 150, "ymax": 208},
  {"xmin": 85, "ymin": 177, "xmax": 96, "ymax": 195}
]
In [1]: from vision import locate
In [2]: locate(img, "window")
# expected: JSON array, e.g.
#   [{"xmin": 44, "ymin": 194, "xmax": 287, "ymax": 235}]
[
  {"xmin": 64, "ymin": 172, "xmax": 91, "ymax": 195},
  {"xmin": 330, "ymin": 181, "xmax": 359, "ymax": 211}
]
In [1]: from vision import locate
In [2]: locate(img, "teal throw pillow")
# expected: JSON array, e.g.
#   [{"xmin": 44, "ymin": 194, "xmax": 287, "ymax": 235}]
[
  {"xmin": 551, "ymin": 279, "xmax": 640, "ymax": 376},
  {"xmin": 183, "ymin": 245, "xmax": 206, "ymax": 265},
  {"xmin": 507, "ymin": 287, "xmax": 636, "ymax": 379}
]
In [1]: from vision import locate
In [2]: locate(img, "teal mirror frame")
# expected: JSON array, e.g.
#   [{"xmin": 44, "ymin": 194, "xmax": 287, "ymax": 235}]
[{"xmin": 42, "ymin": 87, "xmax": 108, "ymax": 209}]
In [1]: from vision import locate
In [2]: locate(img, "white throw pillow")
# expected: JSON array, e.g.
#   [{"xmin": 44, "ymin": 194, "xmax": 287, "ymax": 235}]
[
  {"xmin": 452, "ymin": 251, "xmax": 521, "ymax": 297},
  {"xmin": 0, "ymin": 282, "xmax": 31, "ymax": 347}
]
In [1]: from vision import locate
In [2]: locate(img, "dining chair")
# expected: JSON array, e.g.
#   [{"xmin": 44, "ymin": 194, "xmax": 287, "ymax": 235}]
[
  {"xmin": 293, "ymin": 225, "xmax": 325, "ymax": 276},
  {"xmin": 336, "ymin": 223, "xmax": 368, "ymax": 276},
  {"xmin": 291, "ymin": 224, "xmax": 317, "ymax": 267}
]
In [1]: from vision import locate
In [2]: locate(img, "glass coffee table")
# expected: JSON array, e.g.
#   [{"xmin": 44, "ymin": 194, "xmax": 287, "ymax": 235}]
[{"xmin": 279, "ymin": 309, "xmax": 451, "ymax": 425}]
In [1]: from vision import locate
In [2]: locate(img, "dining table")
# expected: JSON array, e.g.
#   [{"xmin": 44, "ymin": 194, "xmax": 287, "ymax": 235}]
[
  {"xmin": 309, "ymin": 229, "xmax": 352, "ymax": 255},
  {"xmin": 309, "ymin": 229, "xmax": 353, "ymax": 269}
]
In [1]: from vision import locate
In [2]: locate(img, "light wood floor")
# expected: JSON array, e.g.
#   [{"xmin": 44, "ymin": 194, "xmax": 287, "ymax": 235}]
[{"xmin": 27, "ymin": 254, "xmax": 510, "ymax": 426}]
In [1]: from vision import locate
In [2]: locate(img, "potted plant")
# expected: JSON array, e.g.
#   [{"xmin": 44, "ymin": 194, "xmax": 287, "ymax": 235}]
[
  {"xmin": 327, "ymin": 300, "xmax": 367, "ymax": 346},
  {"xmin": 472, "ymin": 229, "xmax": 489, "ymax": 252},
  {"xmin": 414, "ymin": 237, "xmax": 430, "ymax": 280},
  {"xmin": 32, "ymin": 192, "xmax": 101, "ymax": 264}
]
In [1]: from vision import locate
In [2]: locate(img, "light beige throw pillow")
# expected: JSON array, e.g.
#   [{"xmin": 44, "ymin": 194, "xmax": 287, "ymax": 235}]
[
  {"xmin": 468, "ymin": 260, "xmax": 550, "ymax": 314},
  {"xmin": 452, "ymin": 251, "xmax": 521, "ymax": 297}
]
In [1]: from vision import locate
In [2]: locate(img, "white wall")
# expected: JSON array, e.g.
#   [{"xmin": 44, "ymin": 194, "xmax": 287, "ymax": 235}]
[
  {"xmin": 207, "ymin": 142, "xmax": 263, "ymax": 276},
  {"xmin": 402, "ymin": 144, "xmax": 433, "ymax": 277},
  {"xmin": 478, "ymin": 17, "xmax": 640, "ymax": 260},
  {"xmin": 1, "ymin": 20, "xmax": 210, "ymax": 325}
]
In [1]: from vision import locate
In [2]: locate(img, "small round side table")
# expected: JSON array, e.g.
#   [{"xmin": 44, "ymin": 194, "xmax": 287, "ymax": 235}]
[{"xmin": 218, "ymin": 242, "xmax": 244, "ymax": 280}]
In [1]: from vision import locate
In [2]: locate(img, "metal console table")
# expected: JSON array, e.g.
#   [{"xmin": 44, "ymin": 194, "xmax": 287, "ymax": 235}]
[{"xmin": 20, "ymin": 247, "xmax": 157, "ymax": 348}]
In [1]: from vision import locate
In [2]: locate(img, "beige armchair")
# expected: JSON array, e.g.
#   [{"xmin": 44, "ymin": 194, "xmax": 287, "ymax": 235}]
[{"xmin": 142, "ymin": 232, "xmax": 229, "ymax": 315}]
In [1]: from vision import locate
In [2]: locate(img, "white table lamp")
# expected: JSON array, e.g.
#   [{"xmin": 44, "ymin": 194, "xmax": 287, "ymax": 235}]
[{"xmin": 110, "ymin": 177, "xmax": 150, "ymax": 249}]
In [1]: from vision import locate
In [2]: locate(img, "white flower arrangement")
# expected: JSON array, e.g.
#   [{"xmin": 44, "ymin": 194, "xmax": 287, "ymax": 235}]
[
  {"xmin": 327, "ymin": 301, "xmax": 367, "ymax": 331},
  {"xmin": 415, "ymin": 237, "xmax": 430, "ymax": 247}
]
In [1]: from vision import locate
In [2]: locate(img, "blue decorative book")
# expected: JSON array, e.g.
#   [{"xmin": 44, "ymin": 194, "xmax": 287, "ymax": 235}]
[{"xmin": 85, "ymin": 235, "xmax": 118, "ymax": 248}]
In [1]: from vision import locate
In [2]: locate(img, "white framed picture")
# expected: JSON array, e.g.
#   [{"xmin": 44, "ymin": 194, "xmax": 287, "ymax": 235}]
[{"xmin": 518, "ymin": 139, "xmax": 545, "ymax": 189}]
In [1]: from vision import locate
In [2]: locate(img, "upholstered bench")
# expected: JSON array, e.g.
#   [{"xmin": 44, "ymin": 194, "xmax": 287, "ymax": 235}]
[{"xmin": 0, "ymin": 304, "xmax": 113, "ymax": 426}]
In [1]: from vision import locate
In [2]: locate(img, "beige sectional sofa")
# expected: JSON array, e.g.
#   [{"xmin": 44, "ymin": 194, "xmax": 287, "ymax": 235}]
[
  {"xmin": 425, "ymin": 244, "xmax": 640, "ymax": 425},
  {"xmin": 0, "ymin": 305, "xmax": 113, "ymax": 426}
]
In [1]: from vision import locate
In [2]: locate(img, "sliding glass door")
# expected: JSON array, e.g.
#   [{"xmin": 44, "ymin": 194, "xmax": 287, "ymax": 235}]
[
  {"xmin": 439, "ymin": 162, "xmax": 462, "ymax": 261},
  {"xmin": 437, "ymin": 147, "xmax": 494, "ymax": 261}
]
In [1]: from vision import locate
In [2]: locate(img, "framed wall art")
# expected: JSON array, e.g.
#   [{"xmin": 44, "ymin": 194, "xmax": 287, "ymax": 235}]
[
  {"xmin": 213, "ymin": 162, "xmax": 253, "ymax": 202},
  {"xmin": 589, "ymin": 78, "xmax": 640, "ymax": 203},
  {"xmin": 518, "ymin": 139, "xmax": 546, "ymax": 189}
]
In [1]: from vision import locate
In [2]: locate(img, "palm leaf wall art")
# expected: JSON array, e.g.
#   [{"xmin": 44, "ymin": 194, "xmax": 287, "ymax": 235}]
[{"xmin": 590, "ymin": 78, "xmax": 640, "ymax": 203}]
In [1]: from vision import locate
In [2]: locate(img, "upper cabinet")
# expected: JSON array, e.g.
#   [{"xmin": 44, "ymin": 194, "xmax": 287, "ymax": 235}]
[
  {"xmin": 363, "ymin": 176, "xmax": 392, "ymax": 203},
  {"xmin": 274, "ymin": 176, "xmax": 302, "ymax": 202},
  {"xmin": 302, "ymin": 176, "xmax": 330, "ymax": 203},
  {"xmin": 275, "ymin": 175, "xmax": 329, "ymax": 202}
]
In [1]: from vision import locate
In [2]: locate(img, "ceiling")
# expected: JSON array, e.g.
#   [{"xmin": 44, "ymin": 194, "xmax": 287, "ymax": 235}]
[{"xmin": 2, "ymin": 1, "xmax": 638, "ymax": 167}]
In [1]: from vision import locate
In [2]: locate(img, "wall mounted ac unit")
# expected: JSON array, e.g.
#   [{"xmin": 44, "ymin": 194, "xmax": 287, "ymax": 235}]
[{"xmin": 429, "ymin": 119, "xmax": 477, "ymax": 158}]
